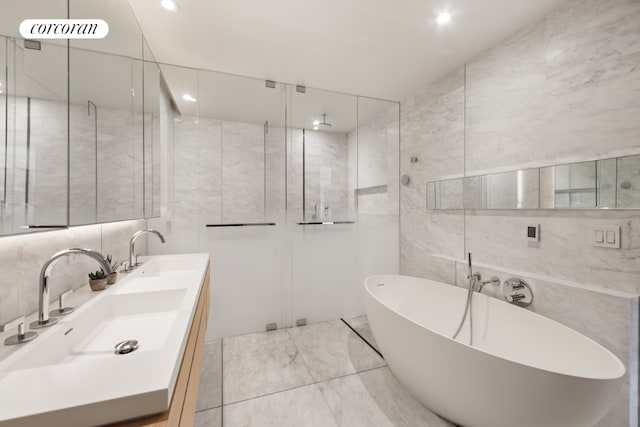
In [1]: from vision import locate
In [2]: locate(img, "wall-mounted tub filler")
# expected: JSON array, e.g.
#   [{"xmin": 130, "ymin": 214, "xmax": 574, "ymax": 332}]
[
  {"xmin": 503, "ymin": 277, "xmax": 533, "ymax": 307},
  {"xmin": 452, "ymin": 253, "xmax": 501, "ymax": 345},
  {"xmin": 31, "ymin": 248, "xmax": 113, "ymax": 329},
  {"xmin": 125, "ymin": 229, "xmax": 166, "ymax": 272}
]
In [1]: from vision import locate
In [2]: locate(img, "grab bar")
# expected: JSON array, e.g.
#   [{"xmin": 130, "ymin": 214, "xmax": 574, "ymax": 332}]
[
  {"xmin": 206, "ymin": 223, "xmax": 276, "ymax": 227},
  {"xmin": 297, "ymin": 221, "xmax": 355, "ymax": 225}
]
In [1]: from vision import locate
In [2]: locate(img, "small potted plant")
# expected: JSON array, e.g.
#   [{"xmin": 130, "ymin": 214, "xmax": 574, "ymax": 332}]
[
  {"xmin": 106, "ymin": 254, "xmax": 119, "ymax": 285},
  {"xmin": 88, "ymin": 269, "xmax": 108, "ymax": 291}
]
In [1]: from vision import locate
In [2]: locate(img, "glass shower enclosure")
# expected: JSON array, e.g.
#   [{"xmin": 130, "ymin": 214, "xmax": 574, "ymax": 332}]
[{"xmin": 146, "ymin": 65, "xmax": 400, "ymax": 340}]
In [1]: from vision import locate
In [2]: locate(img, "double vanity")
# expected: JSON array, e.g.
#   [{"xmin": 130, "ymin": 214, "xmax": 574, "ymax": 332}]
[{"xmin": 0, "ymin": 253, "xmax": 210, "ymax": 427}]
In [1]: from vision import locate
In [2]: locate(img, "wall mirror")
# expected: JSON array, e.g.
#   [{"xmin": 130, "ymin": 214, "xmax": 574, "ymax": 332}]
[
  {"xmin": 0, "ymin": 36, "xmax": 68, "ymax": 235},
  {"xmin": 158, "ymin": 65, "xmax": 287, "ymax": 227},
  {"xmin": 68, "ymin": 47, "xmax": 144, "ymax": 225},
  {"xmin": 68, "ymin": 0, "xmax": 161, "ymax": 226},
  {"xmin": 427, "ymin": 154, "xmax": 640, "ymax": 210},
  {"xmin": 0, "ymin": 0, "xmax": 161, "ymax": 236},
  {"xmin": 143, "ymin": 39, "xmax": 161, "ymax": 219}
]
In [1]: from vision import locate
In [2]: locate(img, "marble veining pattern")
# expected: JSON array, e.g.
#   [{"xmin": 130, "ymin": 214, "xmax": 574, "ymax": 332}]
[
  {"xmin": 223, "ymin": 383, "xmax": 337, "ymax": 427},
  {"xmin": 287, "ymin": 320, "xmax": 386, "ymax": 382},
  {"xmin": 199, "ymin": 319, "xmax": 451, "ymax": 427},
  {"xmin": 222, "ymin": 329, "xmax": 314, "ymax": 405},
  {"xmin": 221, "ymin": 121, "xmax": 265, "ymax": 223},
  {"xmin": 318, "ymin": 367, "xmax": 454, "ymax": 427}
]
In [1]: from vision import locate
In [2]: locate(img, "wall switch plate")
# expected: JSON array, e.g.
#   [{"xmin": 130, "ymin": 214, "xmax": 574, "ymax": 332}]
[{"xmin": 592, "ymin": 226, "xmax": 620, "ymax": 248}]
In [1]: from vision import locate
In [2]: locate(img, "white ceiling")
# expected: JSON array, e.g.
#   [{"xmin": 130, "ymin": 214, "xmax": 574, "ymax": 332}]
[
  {"xmin": 1, "ymin": 0, "xmax": 570, "ymax": 130},
  {"xmin": 128, "ymin": 0, "xmax": 569, "ymax": 103}
]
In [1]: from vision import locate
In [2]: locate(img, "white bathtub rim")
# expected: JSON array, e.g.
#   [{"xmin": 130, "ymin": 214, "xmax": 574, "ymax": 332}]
[{"xmin": 364, "ymin": 274, "xmax": 626, "ymax": 381}]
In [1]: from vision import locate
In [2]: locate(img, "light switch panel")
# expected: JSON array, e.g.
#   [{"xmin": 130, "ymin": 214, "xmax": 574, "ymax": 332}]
[{"xmin": 592, "ymin": 226, "xmax": 620, "ymax": 249}]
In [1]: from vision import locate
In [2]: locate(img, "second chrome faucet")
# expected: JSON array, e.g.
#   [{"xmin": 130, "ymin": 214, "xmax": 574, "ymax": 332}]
[{"xmin": 125, "ymin": 229, "xmax": 165, "ymax": 272}]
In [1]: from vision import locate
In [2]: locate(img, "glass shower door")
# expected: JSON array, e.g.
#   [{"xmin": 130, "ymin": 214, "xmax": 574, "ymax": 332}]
[{"xmin": 288, "ymin": 86, "xmax": 360, "ymax": 324}]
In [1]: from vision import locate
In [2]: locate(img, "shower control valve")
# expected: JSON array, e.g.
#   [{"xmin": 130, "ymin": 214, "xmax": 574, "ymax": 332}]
[{"xmin": 502, "ymin": 278, "xmax": 533, "ymax": 307}]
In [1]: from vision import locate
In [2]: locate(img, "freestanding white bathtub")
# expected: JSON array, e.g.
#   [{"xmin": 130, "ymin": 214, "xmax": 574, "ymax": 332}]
[{"xmin": 365, "ymin": 274, "xmax": 625, "ymax": 427}]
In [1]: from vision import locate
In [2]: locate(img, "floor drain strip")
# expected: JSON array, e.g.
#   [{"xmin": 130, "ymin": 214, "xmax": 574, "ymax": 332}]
[{"xmin": 340, "ymin": 318, "xmax": 384, "ymax": 360}]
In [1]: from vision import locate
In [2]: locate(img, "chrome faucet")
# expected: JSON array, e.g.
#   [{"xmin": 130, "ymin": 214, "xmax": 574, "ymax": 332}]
[
  {"xmin": 125, "ymin": 229, "xmax": 165, "ymax": 272},
  {"xmin": 30, "ymin": 248, "xmax": 113, "ymax": 329}
]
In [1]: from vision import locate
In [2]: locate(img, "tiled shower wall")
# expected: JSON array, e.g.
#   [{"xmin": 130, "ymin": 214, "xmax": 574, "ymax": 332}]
[
  {"xmin": 400, "ymin": 0, "xmax": 640, "ymax": 426},
  {"xmin": 0, "ymin": 219, "xmax": 146, "ymax": 326}
]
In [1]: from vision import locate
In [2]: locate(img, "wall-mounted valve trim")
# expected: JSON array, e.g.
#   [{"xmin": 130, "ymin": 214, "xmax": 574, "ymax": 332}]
[{"xmin": 503, "ymin": 278, "xmax": 533, "ymax": 307}]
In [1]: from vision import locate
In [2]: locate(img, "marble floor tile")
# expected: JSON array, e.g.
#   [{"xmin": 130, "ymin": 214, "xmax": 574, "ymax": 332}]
[
  {"xmin": 288, "ymin": 320, "xmax": 386, "ymax": 382},
  {"xmin": 344, "ymin": 315, "xmax": 381, "ymax": 354},
  {"xmin": 318, "ymin": 367, "xmax": 454, "ymax": 427},
  {"xmin": 223, "ymin": 383, "xmax": 337, "ymax": 427},
  {"xmin": 197, "ymin": 340, "xmax": 222, "ymax": 411},
  {"xmin": 195, "ymin": 406, "xmax": 222, "ymax": 427},
  {"xmin": 222, "ymin": 329, "xmax": 314, "ymax": 404}
]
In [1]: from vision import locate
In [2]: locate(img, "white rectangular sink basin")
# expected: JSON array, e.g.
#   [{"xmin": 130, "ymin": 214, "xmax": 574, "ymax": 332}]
[
  {"xmin": 0, "ymin": 253, "xmax": 210, "ymax": 427},
  {"xmin": 8, "ymin": 289, "xmax": 186, "ymax": 371}
]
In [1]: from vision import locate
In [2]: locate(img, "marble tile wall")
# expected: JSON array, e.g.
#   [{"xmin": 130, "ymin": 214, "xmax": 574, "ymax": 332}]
[
  {"xmin": 301, "ymin": 130, "xmax": 350, "ymax": 221},
  {"xmin": 221, "ymin": 121, "xmax": 266, "ymax": 223},
  {"xmin": 400, "ymin": 67, "xmax": 465, "ymax": 284},
  {"xmin": 0, "ymin": 219, "xmax": 145, "ymax": 326},
  {"xmin": 400, "ymin": 0, "xmax": 640, "ymax": 426},
  {"xmin": 348, "ymin": 104, "xmax": 400, "ymax": 216}
]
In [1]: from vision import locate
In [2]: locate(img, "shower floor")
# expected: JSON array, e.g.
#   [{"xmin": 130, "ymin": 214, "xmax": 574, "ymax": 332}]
[{"xmin": 194, "ymin": 316, "xmax": 454, "ymax": 427}]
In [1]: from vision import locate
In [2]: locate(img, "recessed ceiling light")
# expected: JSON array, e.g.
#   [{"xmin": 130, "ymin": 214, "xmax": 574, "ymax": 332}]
[
  {"xmin": 312, "ymin": 120, "xmax": 320, "ymax": 126},
  {"xmin": 437, "ymin": 12, "xmax": 451, "ymax": 24},
  {"xmin": 161, "ymin": 0, "xmax": 177, "ymax": 11},
  {"xmin": 182, "ymin": 94, "xmax": 196, "ymax": 102},
  {"xmin": 313, "ymin": 126, "xmax": 319, "ymax": 130}
]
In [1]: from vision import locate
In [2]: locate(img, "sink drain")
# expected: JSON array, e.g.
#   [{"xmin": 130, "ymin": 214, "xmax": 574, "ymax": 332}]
[{"xmin": 115, "ymin": 339, "xmax": 139, "ymax": 355}]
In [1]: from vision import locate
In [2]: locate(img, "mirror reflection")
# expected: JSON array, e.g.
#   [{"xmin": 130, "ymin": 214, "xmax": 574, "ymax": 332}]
[
  {"xmin": 0, "ymin": 37, "xmax": 68, "ymax": 235},
  {"xmin": 69, "ymin": 48, "xmax": 144, "ymax": 225},
  {"xmin": 427, "ymin": 154, "xmax": 640, "ymax": 210}
]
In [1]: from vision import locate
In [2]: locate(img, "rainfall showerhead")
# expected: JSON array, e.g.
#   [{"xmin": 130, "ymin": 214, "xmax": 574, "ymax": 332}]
[{"xmin": 318, "ymin": 114, "xmax": 332, "ymax": 128}]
